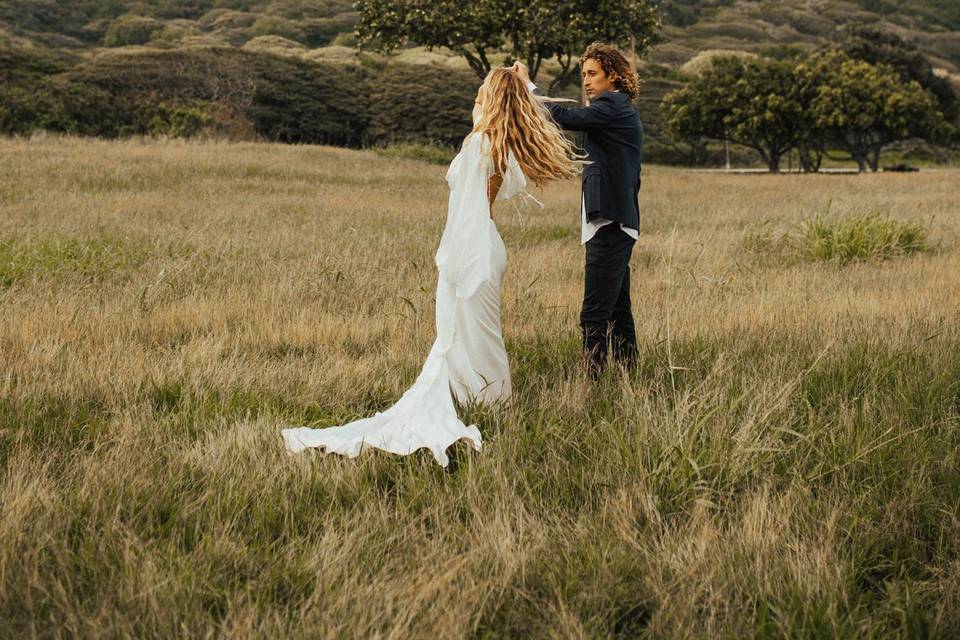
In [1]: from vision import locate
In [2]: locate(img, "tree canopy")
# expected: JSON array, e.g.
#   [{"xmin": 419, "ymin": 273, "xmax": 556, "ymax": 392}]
[
  {"xmin": 803, "ymin": 51, "xmax": 951, "ymax": 172},
  {"xmin": 661, "ymin": 51, "xmax": 953, "ymax": 172},
  {"xmin": 840, "ymin": 24, "xmax": 959, "ymax": 126},
  {"xmin": 354, "ymin": 0, "xmax": 661, "ymax": 90},
  {"xmin": 661, "ymin": 56, "xmax": 807, "ymax": 172}
]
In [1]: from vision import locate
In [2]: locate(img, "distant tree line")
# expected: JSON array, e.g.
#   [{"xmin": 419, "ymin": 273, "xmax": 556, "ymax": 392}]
[{"xmin": 660, "ymin": 26, "xmax": 957, "ymax": 172}]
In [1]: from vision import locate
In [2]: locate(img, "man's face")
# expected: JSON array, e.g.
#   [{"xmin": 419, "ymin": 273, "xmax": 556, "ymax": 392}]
[{"xmin": 582, "ymin": 58, "xmax": 617, "ymax": 99}]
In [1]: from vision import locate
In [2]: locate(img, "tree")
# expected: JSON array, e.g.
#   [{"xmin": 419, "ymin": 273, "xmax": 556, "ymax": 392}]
[
  {"xmin": 792, "ymin": 53, "xmax": 834, "ymax": 172},
  {"xmin": 840, "ymin": 24, "xmax": 959, "ymax": 127},
  {"xmin": 661, "ymin": 56, "xmax": 806, "ymax": 172},
  {"xmin": 806, "ymin": 51, "xmax": 952, "ymax": 172},
  {"xmin": 661, "ymin": 50, "xmax": 953, "ymax": 173},
  {"xmin": 354, "ymin": 0, "xmax": 661, "ymax": 90}
]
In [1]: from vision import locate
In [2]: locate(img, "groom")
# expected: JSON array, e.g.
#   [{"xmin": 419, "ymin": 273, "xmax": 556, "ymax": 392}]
[{"xmin": 513, "ymin": 43, "xmax": 644, "ymax": 377}]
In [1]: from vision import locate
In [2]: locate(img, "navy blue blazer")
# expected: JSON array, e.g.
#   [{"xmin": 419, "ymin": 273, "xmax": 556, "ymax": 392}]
[{"xmin": 536, "ymin": 89, "xmax": 643, "ymax": 230}]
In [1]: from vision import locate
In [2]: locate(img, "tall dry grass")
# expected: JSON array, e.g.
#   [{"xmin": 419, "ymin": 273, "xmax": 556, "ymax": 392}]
[{"xmin": 1, "ymin": 134, "xmax": 959, "ymax": 637}]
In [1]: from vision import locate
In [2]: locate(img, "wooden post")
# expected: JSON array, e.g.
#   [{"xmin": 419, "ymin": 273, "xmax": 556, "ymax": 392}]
[{"xmin": 725, "ymin": 128, "xmax": 731, "ymax": 171}]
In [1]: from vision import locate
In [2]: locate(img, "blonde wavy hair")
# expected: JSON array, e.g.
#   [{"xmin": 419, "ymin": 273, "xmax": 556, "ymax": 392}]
[{"xmin": 471, "ymin": 67, "xmax": 581, "ymax": 186}]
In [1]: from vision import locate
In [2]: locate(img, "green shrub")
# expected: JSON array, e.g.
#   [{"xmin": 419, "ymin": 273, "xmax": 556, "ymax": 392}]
[
  {"xmin": 0, "ymin": 45, "xmax": 484, "ymax": 149},
  {"xmin": 148, "ymin": 24, "xmax": 198, "ymax": 48},
  {"xmin": 145, "ymin": 103, "xmax": 214, "ymax": 137},
  {"xmin": 0, "ymin": 81, "xmax": 69, "ymax": 135},
  {"xmin": 0, "ymin": 72, "xmax": 122, "ymax": 137},
  {"xmin": 67, "ymin": 48, "xmax": 370, "ymax": 144},
  {"xmin": 366, "ymin": 63, "xmax": 477, "ymax": 147},
  {"xmin": 0, "ymin": 0, "xmax": 106, "ymax": 44},
  {"xmin": 242, "ymin": 51, "xmax": 370, "ymax": 145},
  {"xmin": 51, "ymin": 78, "xmax": 130, "ymax": 137},
  {"xmin": 68, "ymin": 48, "xmax": 250, "ymax": 103},
  {"xmin": 102, "ymin": 14, "xmax": 164, "ymax": 47},
  {"xmin": 0, "ymin": 45, "xmax": 74, "ymax": 82},
  {"xmin": 249, "ymin": 15, "xmax": 303, "ymax": 42},
  {"xmin": 242, "ymin": 35, "xmax": 306, "ymax": 56},
  {"xmin": 799, "ymin": 214, "xmax": 929, "ymax": 262},
  {"xmin": 743, "ymin": 213, "xmax": 930, "ymax": 264},
  {"xmin": 0, "ymin": 49, "xmax": 231, "ymax": 138},
  {"xmin": 62, "ymin": 49, "xmax": 251, "ymax": 137},
  {"xmin": 1, "ymin": 47, "xmax": 368, "ymax": 144}
]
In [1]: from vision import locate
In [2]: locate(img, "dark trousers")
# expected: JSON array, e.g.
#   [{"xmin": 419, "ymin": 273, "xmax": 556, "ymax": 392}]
[{"xmin": 581, "ymin": 223, "xmax": 637, "ymax": 376}]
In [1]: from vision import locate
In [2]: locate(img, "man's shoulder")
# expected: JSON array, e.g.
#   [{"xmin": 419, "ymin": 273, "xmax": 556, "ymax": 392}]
[
  {"xmin": 593, "ymin": 91, "xmax": 619, "ymax": 104},
  {"xmin": 597, "ymin": 91, "xmax": 631, "ymax": 101},
  {"xmin": 596, "ymin": 91, "xmax": 637, "ymax": 112}
]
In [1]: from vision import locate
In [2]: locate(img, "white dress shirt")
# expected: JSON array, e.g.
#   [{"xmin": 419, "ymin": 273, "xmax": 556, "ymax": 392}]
[{"xmin": 528, "ymin": 81, "xmax": 639, "ymax": 245}]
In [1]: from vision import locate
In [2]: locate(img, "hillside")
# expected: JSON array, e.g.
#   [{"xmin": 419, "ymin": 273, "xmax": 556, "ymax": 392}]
[
  {"xmin": 1, "ymin": 0, "xmax": 958, "ymax": 74},
  {"xmin": 0, "ymin": 1, "xmax": 357, "ymax": 49},
  {"xmin": 3, "ymin": 0, "xmax": 958, "ymax": 109},
  {"xmin": 643, "ymin": 0, "xmax": 960, "ymax": 164},
  {"xmin": 2, "ymin": 0, "xmax": 958, "ymax": 167},
  {"xmin": 651, "ymin": 0, "xmax": 960, "ymax": 74}
]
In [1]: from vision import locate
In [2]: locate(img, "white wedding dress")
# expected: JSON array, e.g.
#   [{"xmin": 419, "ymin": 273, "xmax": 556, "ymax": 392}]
[{"xmin": 281, "ymin": 132, "xmax": 528, "ymax": 466}]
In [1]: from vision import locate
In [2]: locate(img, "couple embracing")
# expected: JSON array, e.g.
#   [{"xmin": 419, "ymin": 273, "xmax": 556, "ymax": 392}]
[{"xmin": 282, "ymin": 43, "xmax": 643, "ymax": 466}]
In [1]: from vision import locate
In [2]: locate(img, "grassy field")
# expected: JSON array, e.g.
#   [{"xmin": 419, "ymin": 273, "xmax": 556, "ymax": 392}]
[{"xmin": 1, "ymin": 135, "xmax": 959, "ymax": 638}]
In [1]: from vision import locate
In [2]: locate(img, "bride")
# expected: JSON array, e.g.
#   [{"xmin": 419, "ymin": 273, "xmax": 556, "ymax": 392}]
[{"xmin": 282, "ymin": 67, "xmax": 579, "ymax": 466}]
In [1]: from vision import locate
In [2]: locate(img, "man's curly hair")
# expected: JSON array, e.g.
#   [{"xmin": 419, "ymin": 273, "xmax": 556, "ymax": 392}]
[{"xmin": 579, "ymin": 42, "xmax": 639, "ymax": 100}]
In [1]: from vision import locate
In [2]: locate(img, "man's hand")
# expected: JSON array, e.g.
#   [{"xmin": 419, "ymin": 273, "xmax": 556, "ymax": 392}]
[{"xmin": 511, "ymin": 61, "xmax": 531, "ymax": 85}]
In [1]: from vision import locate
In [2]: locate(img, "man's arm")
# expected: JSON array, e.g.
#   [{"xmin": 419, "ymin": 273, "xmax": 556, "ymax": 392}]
[
  {"xmin": 536, "ymin": 92, "xmax": 618, "ymax": 132},
  {"xmin": 516, "ymin": 62, "xmax": 618, "ymax": 132}
]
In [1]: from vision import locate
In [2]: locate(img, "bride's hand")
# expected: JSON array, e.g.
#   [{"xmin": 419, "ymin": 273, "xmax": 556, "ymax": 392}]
[{"xmin": 511, "ymin": 61, "xmax": 530, "ymax": 84}]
